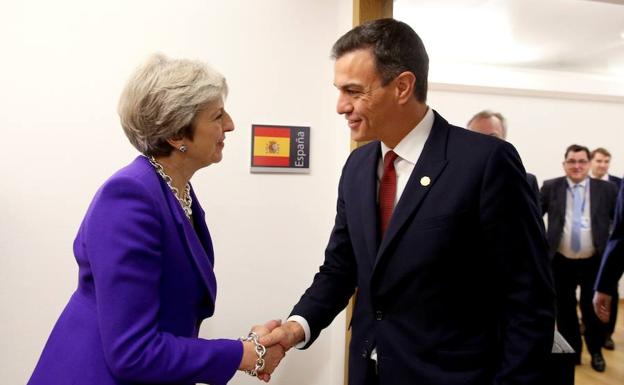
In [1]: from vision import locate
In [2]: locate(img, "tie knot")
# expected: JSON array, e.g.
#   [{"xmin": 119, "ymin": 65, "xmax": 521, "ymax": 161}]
[{"xmin": 384, "ymin": 150, "xmax": 398, "ymax": 169}]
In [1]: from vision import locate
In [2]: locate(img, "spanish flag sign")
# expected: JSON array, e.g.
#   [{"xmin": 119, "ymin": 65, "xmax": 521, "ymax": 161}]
[{"xmin": 250, "ymin": 124, "xmax": 310, "ymax": 173}]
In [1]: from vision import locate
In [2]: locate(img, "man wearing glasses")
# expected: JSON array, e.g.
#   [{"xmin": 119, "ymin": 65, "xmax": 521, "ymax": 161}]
[{"xmin": 540, "ymin": 144, "xmax": 618, "ymax": 372}]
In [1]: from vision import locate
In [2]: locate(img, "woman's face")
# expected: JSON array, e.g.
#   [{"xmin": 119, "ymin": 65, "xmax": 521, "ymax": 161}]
[{"xmin": 187, "ymin": 98, "xmax": 234, "ymax": 168}]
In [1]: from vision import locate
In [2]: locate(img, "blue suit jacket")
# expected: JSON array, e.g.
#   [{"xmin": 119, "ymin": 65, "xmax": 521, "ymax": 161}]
[
  {"xmin": 29, "ymin": 156, "xmax": 241, "ymax": 385},
  {"xmin": 291, "ymin": 111, "xmax": 555, "ymax": 385},
  {"xmin": 596, "ymin": 174, "xmax": 624, "ymax": 295}
]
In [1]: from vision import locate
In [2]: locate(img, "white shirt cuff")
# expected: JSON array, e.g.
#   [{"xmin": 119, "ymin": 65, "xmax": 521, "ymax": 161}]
[{"xmin": 286, "ymin": 315, "xmax": 310, "ymax": 349}]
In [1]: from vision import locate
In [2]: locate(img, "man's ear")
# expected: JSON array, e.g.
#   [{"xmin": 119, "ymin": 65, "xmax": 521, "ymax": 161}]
[{"xmin": 395, "ymin": 71, "xmax": 416, "ymax": 104}]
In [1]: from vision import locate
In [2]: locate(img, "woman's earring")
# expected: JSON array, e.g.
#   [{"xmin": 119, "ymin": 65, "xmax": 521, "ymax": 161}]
[{"xmin": 179, "ymin": 144, "xmax": 188, "ymax": 153}]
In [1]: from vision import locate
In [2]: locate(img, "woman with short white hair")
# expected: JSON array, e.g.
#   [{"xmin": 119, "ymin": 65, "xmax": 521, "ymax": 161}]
[{"xmin": 28, "ymin": 54, "xmax": 283, "ymax": 385}]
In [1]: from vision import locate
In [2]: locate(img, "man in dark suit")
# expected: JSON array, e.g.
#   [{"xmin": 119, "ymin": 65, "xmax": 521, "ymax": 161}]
[
  {"xmin": 589, "ymin": 147, "xmax": 621, "ymax": 350},
  {"xmin": 467, "ymin": 110, "xmax": 540, "ymax": 204},
  {"xmin": 262, "ymin": 19, "xmax": 554, "ymax": 385},
  {"xmin": 540, "ymin": 144, "xmax": 618, "ymax": 372},
  {"xmin": 590, "ymin": 147, "xmax": 622, "ymax": 188}
]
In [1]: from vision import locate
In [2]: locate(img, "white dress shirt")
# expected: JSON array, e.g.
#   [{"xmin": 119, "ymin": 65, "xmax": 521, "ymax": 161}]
[
  {"xmin": 288, "ymin": 107, "xmax": 435, "ymax": 351},
  {"xmin": 557, "ymin": 177, "xmax": 595, "ymax": 259}
]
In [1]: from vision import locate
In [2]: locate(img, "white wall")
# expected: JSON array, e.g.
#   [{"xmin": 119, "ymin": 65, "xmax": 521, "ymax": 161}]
[
  {"xmin": 4, "ymin": 2, "xmax": 624, "ymax": 384},
  {"xmin": 427, "ymin": 84, "xmax": 624, "ymax": 297},
  {"xmin": 428, "ymin": 86, "xmax": 624, "ymax": 183},
  {"xmin": 0, "ymin": 1, "xmax": 352, "ymax": 384}
]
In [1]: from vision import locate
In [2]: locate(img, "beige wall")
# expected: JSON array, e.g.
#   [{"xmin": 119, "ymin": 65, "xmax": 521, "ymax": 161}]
[
  {"xmin": 3, "ymin": 2, "xmax": 624, "ymax": 385},
  {"xmin": 428, "ymin": 85, "xmax": 624, "ymax": 298},
  {"xmin": 0, "ymin": 1, "xmax": 352, "ymax": 384}
]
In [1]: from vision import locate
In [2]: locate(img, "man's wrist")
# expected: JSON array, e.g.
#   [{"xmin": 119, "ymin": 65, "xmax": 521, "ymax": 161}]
[
  {"xmin": 285, "ymin": 315, "xmax": 311, "ymax": 348},
  {"xmin": 284, "ymin": 321, "xmax": 305, "ymax": 347}
]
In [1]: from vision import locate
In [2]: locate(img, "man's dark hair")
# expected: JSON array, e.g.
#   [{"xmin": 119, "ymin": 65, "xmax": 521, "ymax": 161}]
[
  {"xmin": 590, "ymin": 147, "xmax": 612, "ymax": 160},
  {"xmin": 331, "ymin": 18, "xmax": 429, "ymax": 102},
  {"xmin": 564, "ymin": 144, "xmax": 590, "ymax": 160}
]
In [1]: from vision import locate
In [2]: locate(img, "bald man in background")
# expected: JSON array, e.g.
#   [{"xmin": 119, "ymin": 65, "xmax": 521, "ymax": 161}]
[{"xmin": 467, "ymin": 110, "xmax": 540, "ymax": 203}]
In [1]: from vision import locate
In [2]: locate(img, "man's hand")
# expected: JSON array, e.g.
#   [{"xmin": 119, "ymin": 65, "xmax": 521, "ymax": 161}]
[
  {"xmin": 259, "ymin": 320, "xmax": 305, "ymax": 352},
  {"xmin": 593, "ymin": 291, "xmax": 612, "ymax": 323}
]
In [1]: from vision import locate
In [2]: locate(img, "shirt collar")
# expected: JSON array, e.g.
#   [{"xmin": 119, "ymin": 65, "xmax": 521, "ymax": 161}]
[
  {"xmin": 589, "ymin": 172, "xmax": 609, "ymax": 181},
  {"xmin": 380, "ymin": 107, "xmax": 434, "ymax": 164},
  {"xmin": 566, "ymin": 176, "xmax": 589, "ymax": 188}
]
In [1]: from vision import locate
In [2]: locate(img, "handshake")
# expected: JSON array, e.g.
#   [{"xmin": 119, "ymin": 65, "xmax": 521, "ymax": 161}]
[{"xmin": 238, "ymin": 319, "xmax": 306, "ymax": 382}]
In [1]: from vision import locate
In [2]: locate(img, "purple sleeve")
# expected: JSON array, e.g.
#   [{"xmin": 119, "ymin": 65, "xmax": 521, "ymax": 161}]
[{"xmin": 84, "ymin": 176, "xmax": 242, "ymax": 385}]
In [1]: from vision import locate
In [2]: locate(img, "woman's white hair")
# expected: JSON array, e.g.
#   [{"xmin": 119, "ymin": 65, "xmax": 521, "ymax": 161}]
[{"xmin": 118, "ymin": 53, "xmax": 228, "ymax": 156}]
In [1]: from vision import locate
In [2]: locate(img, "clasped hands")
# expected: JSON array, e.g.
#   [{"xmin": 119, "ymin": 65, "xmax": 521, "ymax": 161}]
[{"xmin": 239, "ymin": 319, "xmax": 305, "ymax": 382}]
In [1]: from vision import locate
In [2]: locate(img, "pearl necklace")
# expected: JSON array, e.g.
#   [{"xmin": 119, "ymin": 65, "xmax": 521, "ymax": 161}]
[{"xmin": 148, "ymin": 156, "xmax": 193, "ymax": 221}]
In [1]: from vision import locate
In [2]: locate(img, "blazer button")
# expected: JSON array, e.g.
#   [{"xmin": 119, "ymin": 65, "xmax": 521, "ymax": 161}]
[
  {"xmin": 361, "ymin": 350, "xmax": 368, "ymax": 358},
  {"xmin": 375, "ymin": 310, "xmax": 383, "ymax": 320}
]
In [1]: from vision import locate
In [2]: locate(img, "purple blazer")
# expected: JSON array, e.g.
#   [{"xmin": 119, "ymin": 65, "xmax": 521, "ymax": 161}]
[{"xmin": 28, "ymin": 156, "xmax": 242, "ymax": 385}]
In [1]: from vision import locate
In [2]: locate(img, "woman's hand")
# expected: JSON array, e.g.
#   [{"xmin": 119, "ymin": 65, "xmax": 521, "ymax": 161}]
[{"xmin": 239, "ymin": 320, "xmax": 286, "ymax": 382}]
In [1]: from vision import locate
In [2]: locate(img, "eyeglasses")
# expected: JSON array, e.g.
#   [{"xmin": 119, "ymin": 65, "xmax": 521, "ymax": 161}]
[{"xmin": 564, "ymin": 159, "xmax": 589, "ymax": 165}]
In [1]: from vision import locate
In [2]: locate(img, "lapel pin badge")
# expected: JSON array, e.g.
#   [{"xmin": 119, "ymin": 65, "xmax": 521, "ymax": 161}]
[{"xmin": 420, "ymin": 176, "xmax": 431, "ymax": 186}]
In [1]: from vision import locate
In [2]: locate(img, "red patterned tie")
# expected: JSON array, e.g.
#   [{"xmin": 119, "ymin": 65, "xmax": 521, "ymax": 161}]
[{"xmin": 379, "ymin": 150, "xmax": 398, "ymax": 236}]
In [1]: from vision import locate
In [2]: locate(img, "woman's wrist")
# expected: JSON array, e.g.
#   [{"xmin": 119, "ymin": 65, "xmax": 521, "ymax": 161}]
[
  {"xmin": 237, "ymin": 332, "xmax": 267, "ymax": 376},
  {"xmin": 238, "ymin": 341, "xmax": 256, "ymax": 371}
]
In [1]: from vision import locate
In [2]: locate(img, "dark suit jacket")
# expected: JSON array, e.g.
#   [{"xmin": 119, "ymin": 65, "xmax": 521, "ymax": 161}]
[
  {"xmin": 291, "ymin": 111, "xmax": 555, "ymax": 385},
  {"xmin": 596, "ymin": 177, "xmax": 624, "ymax": 294},
  {"xmin": 527, "ymin": 173, "xmax": 539, "ymax": 199},
  {"xmin": 527, "ymin": 173, "xmax": 541, "ymax": 213},
  {"xmin": 540, "ymin": 177, "xmax": 617, "ymax": 259},
  {"xmin": 29, "ymin": 156, "xmax": 241, "ymax": 385},
  {"xmin": 609, "ymin": 174, "xmax": 622, "ymax": 188}
]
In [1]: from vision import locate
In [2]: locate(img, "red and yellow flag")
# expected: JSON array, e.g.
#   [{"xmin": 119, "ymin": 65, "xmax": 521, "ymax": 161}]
[{"xmin": 252, "ymin": 127, "xmax": 290, "ymax": 166}]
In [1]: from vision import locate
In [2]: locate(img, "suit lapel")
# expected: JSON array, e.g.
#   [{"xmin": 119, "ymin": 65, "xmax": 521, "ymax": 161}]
[
  {"xmin": 590, "ymin": 179, "xmax": 600, "ymax": 231},
  {"xmin": 374, "ymin": 111, "xmax": 449, "ymax": 268},
  {"xmin": 358, "ymin": 145, "xmax": 382, "ymax": 263},
  {"xmin": 555, "ymin": 178, "xmax": 567, "ymax": 221}
]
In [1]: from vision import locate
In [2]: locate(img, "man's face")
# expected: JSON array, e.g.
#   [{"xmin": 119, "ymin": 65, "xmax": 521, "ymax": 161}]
[
  {"xmin": 333, "ymin": 48, "xmax": 396, "ymax": 143},
  {"xmin": 468, "ymin": 116, "xmax": 504, "ymax": 140},
  {"xmin": 563, "ymin": 151, "xmax": 590, "ymax": 183},
  {"xmin": 591, "ymin": 153, "xmax": 611, "ymax": 178}
]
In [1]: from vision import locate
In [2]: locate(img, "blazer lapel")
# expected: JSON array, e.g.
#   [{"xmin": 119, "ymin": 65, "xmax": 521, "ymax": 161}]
[
  {"xmin": 374, "ymin": 111, "xmax": 449, "ymax": 268},
  {"xmin": 191, "ymin": 201, "xmax": 215, "ymax": 266},
  {"xmin": 163, "ymin": 181, "xmax": 217, "ymax": 303}
]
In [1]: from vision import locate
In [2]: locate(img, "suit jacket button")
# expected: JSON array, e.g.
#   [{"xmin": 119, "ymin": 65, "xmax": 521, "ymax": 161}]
[
  {"xmin": 361, "ymin": 350, "xmax": 368, "ymax": 358},
  {"xmin": 375, "ymin": 311, "xmax": 383, "ymax": 320}
]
